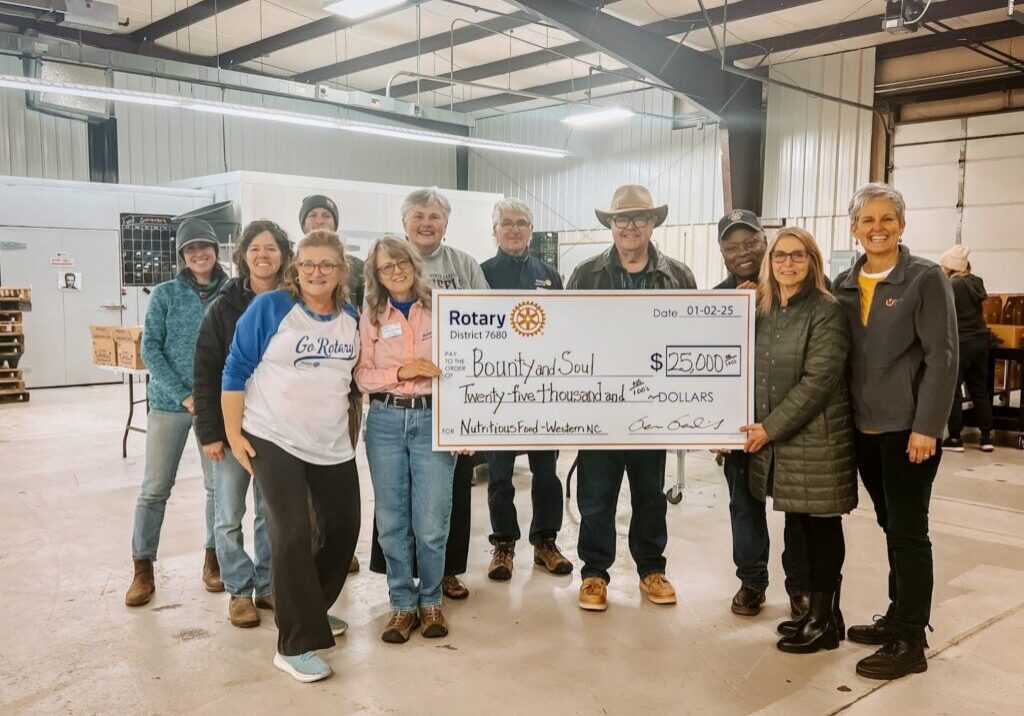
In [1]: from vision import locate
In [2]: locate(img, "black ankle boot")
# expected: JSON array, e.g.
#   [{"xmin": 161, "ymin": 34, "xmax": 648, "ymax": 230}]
[
  {"xmin": 855, "ymin": 631, "xmax": 928, "ymax": 680},
  {"xmin": 778, "ymin": 576, "xmax": 845, "ymax": 639},
  {"xmin": 776, "ymin": 591, "xmax": 840, "ymax": 654},
  {"xmin": 848, "ymin": 603, "xmax": 896, "ymax": 645}
]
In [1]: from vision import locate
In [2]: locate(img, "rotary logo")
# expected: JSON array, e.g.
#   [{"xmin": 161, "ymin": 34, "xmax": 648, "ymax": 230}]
[
  {"xmin": 510, "ymin": 300, "xmax": 546, "ymax": 337},
  {"xmin": 729, "ymin": 210, "xmax": 744, "ymax": 221}
]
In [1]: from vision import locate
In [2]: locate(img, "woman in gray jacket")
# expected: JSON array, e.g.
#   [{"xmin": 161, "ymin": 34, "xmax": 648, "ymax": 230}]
[
  {"xmin": 741, "ymin": 227, "xmax": 857, "ymax": 655},
  {"xmin": 834, "ymin": 183, "xmax": 957, "ymax": 681}
]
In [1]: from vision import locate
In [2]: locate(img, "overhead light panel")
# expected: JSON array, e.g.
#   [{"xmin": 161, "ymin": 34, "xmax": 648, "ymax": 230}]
[
  {"xmin": 0, "ymin": 74, "xmax": 183, "ymax": 107},
  {"xmin": 324, "ymin": 0, "xmax": 406, "ymax": 19},
  {"xmin": 561, "ymin": 106, "xmax": 635, "ymax": 127}
]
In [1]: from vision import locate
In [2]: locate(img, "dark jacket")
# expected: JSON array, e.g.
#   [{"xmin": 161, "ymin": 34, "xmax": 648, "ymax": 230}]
[
  {"xmin": 950, "ymin": 274, "xmax": 988, "ymax": 343},
  {"xmin": 481, "ymin": 248, "xmax": 563, "ymax": 290},
  {"xmin": 566, "ymin": 243, "xmax": 696, "ymax": 290},
  {"xmin": 193, "ymin": 277, "xmax": 254, "ymax": 446},
  {"xmin": 347, "ymin": 255, "xmax": 365, "ymax": 310},
  {"xmin": 834, "ymin": 245, "xmax": 958, "ymax": 437},
  {"xmin": 748, "ymin": 289, "xmax": 857, "ymax": 514}
]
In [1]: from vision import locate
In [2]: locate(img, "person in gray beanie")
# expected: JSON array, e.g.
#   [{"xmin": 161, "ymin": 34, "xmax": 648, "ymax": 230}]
[{"xmin": 300, "ymin": 195, "xmax": 364, "ymax": 309}]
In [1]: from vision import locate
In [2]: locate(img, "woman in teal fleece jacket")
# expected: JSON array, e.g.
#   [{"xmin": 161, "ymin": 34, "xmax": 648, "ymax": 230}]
[{"xmin": 125, "ymin": 218, "xmax": 227, "ymax": 608}]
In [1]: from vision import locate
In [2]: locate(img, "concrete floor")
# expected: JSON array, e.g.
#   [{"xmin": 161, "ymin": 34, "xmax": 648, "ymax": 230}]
[{"xmin": 1, "ymin": 385, "xmax": 1023, "ymax": 716}]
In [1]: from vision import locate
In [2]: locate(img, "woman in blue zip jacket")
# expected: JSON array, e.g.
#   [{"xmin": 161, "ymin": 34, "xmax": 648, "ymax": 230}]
[{"xmin": 125, "ymin": 218, "xmax": 227, "ymax": 607}]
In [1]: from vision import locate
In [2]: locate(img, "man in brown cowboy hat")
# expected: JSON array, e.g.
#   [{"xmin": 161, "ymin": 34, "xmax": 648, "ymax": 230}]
[{"xmin": 566, "ymin": 184, "xmax": 696, "ymax": 612}]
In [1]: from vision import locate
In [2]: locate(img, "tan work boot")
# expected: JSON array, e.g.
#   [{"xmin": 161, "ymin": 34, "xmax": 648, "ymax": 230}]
[
  {"xmin": 639, "ymin": 573, "xmax": 677, "ymax": 605},
  {"xmin": 229, "ymin": 595, "xmax": 260, "ymax": 628},
  {"xmin": 202, "ymin": 547, "xmax": 224, "ymax": 592},
  {"xmin": 420, "ymin": 605, "xmax": 449, "ymax": 638},
  {"xmin": 125, "ymin": 559, "xmax": 155, "ymax": 607},
  {"xmin": 441, "ymin": 575, "xmax": 469, "ymax": 600},
  {"xmin": 578, "ymin": 577, "xmax": 608, "ymax": 611},
  {"xmin": 487, "ymin": 541, "xmax": 515, "ymax": 581},
  {"xmin": 534, "ymin": 539, "xmax": 573, "ymax": 575},
  {"xmin": 348, "ymin": 555, "xmax": 360, "ymax": 573},
  {"xmin": 381, "ymin": 609, "xmax": 420, "ymax": 644}
]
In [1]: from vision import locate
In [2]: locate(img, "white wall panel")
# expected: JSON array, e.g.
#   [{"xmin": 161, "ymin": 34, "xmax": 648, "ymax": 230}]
[
  {"xmin": 112, "ymin": 73, "xmax": 456, "ymax": 189},
  {"xmin": 469, "ymin": 90, "xmax": 724, "ymax": 233}
]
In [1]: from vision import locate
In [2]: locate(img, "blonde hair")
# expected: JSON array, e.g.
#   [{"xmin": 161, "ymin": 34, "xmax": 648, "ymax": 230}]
[
  {"xmin": 756, "ymin": 227, "xmax": 833, "ymax": 315},
  {"xmin": 363, "ymin": 235, "xmax": 433, "ymax": 327},
  {"xmin": 281, "ymin": 229, "xmax": 350, "ymax": 312}
]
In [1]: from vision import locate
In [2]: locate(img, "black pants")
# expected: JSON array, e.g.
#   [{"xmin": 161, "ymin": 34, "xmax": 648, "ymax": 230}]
[
  {"xmin": 785, "ymin": 513, "xmax": 844, "ymax": 592},
  {"xmin": 248, "ymin": 434, "xmax": 361, "ymax": 656},
  {"xmin": 577, "ymin": 449, "xmax": 667, "ymax": 583},
  {"xmin": 486, "ymin": 451, "xmax": 563, "ymax": 545},
  {"xmin": 855, "ymin": 430, "xmax": 939, "ymax": 636},
  {"xmin": 370, "ymin": 452, "xmax": 472, "ymax": 576},
  {"xmin": 948, "ymin": 337, "xmax": 993, "ymax": 437}
]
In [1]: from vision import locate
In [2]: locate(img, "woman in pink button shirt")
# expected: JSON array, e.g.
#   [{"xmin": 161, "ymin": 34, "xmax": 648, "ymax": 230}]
[{"xmin": 356, "ymin": 235, "xmax": 457, "ymax": 644}]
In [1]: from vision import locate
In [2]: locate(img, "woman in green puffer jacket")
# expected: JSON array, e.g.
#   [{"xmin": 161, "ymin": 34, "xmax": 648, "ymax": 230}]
[{"xmin": 740, "ymin": 226, "xmax": 857, "ymax": 656}]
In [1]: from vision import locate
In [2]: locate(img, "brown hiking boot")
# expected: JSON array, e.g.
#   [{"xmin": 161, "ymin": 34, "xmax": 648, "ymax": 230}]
[
  {"xmin": 534, "ymin": 539, "xmax": 573, "ymax": 575},
  {"xmin": 441, "ymin": 575, "xmax": 469, "ymax": 600},
  {"xmin": 125, "ymin": 559, "xmax": 155, "ymax": 607},
  {"xmin": 255, "ymin": 593, "xmax": 274, "ymax": 611},
  {"xmin": 381, "ymin": 610, "xmax": 420, "ymax": 644},
  {"xmin": 229, "ymin": 595, "xmax": 260, "ymax": 628},
  {"xmin": 202, "ymin": 548, "xmax": 224, "ymax": 592},
  {"xmin": 488, "ymin": 541, "xmax": 515, "ymax": 581},
  {"xmin": 639, "ymin": 573, "xmax": 677, "ymax": 605},
  {"xmin": 420, "ymin": 605, "xmax": 449, "ymax": 638},
  {"xmin": 578, "ymin": 577, "xmax": 608, "ymax": 611},
  {"xmin": 731, "ymin": 586, "xmax": 766, "ymax": 616},
  {"xmin": 348, "ymin": 555, "xmax": 360, "ymax": 573}
]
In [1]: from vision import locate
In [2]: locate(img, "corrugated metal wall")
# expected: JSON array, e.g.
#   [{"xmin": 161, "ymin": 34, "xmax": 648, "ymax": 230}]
[
  {"xmin": 469, "ymin": 90, "xmax": 724, "ymax": 233},
  {"xmin": 112, "ymin": 73, "xmax": 457, "ymax": 188},
  {"xmin": 0, "ymin": 56, "xmax": 90, "ymax": 181},
  {"xmin": 762, "ymin": 48, "xmax": 875, "ymax": 256}
]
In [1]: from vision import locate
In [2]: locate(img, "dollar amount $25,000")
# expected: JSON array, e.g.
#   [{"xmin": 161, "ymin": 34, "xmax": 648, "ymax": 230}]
[{"xmin": 650, "ymin": 346, "xmax": 742, "ymax": 377}]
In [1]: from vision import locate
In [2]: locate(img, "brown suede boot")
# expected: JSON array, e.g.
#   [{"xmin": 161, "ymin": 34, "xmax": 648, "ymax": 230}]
[
  {"xmin": 125, "ymin": 559, "xmax": 155, "ymax": 607},
  {"xmin": 202, "ymin": 548, "xmax": 224, "ymax": 592},
  {"xmin": 229, "ymin": 596, "xmax": 260, "ymax": 628}
]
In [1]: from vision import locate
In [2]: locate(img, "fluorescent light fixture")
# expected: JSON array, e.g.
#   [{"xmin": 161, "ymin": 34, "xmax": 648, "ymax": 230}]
[
  {"xmin": 324, "ymin": 0, "xmax": 406, "ymax": 20},
  {"xmin": 0, "ymin": 73, "xmax": 567, "ymax": 159},
  {"xmin": 562, "ymin": 106, "xmax": 635, "ymax": 127}
]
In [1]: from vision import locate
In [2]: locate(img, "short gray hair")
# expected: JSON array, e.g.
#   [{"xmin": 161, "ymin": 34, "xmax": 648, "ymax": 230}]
[
  {"xmin": 848, "ymin": 182, "xmax": 906, "ymax": 226},
  {"xmin": 401, "ymin": 187, "xmax": 451, "ymax": 221},
  {"xmin": 492, "ymin": 198, "xmax": 534, "ymax": 227}
]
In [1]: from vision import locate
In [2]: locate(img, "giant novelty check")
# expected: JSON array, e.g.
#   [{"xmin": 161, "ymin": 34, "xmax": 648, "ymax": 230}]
[{"xmin": 432, "ymin": 290, "xmax": 755, "ymax": 450}]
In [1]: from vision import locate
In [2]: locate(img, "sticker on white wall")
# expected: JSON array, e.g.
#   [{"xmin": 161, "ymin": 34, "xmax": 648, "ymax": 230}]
[
  {"xmin": 49, "ymin": 251, "xmax": 75, "ymax": 268},
  {"xmin": 58, "ymin": 271, "xmax": 82, "ymax": 291}
]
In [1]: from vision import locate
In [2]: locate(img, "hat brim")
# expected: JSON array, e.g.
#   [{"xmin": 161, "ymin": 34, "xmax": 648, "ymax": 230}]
[{"xmin": 595, "ymin": 205, "xmax": 668, "ymax": 229}]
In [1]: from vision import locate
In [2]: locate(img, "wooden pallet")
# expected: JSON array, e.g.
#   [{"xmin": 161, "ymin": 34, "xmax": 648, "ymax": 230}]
[
  {"xmin": 0, "ymin": 389, "xmax": 29, "ymax": 404},
  {"xmin": 0, "ymin": 287, "xmax": 31, "ymax": 302}
]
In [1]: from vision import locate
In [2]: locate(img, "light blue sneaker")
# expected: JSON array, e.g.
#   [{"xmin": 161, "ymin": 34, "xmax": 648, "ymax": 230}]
[
  {"xmin": 327, "ymin": 614, "xmax": 348, "ymax": 637},
  {"xmin": 273, "ymin": 651, "xmax": 331, "ymax": 683}
]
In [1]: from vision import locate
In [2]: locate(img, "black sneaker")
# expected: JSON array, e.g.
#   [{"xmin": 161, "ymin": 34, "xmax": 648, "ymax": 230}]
[
  {"xmin": 848, "ymin": 612, "xmax": 896, "ymax": 645},
  {"xmin": 941, "ymin": 437, "xmax": 964, "ymax": 452},
  {"xmin": 856, "ymin": 636, "xmax": 928, "ymax": 680},
  {"xmin": 980, "ymin": 434, "xmax": 994, "ymax": 452}
]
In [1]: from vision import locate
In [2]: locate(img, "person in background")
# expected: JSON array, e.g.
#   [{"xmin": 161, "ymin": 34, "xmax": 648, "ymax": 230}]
[
  {"xmin": 356, "ymin": 236, "xmax": 457, "ymax": 643},
  {"xmin": 567, "ymin": 184, "xmax": 695, "ymax": 612},
  {"xmin": 715, "ymin": 210, "xmax": 810, "ymax": 621},
  {"xmin": 741, "ymin": 227, "xmax": 856, "ymax": 655},
  {"xmin": 299, "ymin": 194, "xmax": 363, "ymax": 575},
  {"xmin": 368, "ymin": 187, "xmax": 488, "ymax": 601},
  {"xmin": 125, "ymin": 218, "xmax": 228, "ymax": 607},
  {"xmin": 939, "ymin": 244, "xmax": 993, "ymax": 453},
  {"xmin": 480, "ymin": 199, "xmax": 572, "ymax": 581},
  {"xmin": 834, "ymin": 182, "xmax": 957, "ymax": 681},
  {"xmin": 193, "ymin": 220, "xmax": 292, "ymax": 627},
  {"xmin": 222, "ymin": 230, "xmax": 362, "ymax": 683}
]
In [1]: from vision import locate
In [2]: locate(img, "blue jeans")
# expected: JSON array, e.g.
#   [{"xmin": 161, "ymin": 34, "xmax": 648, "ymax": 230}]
[
  {"xmin": 131, "ymin": 409, "xmax": 215, "ymax": 561},
  {"xmin": 365, "ymin": 401, "xmax": 456, "ymax": 610},
  {"xmin": 213, "ymin": 451, "xmax": 272, "ymax": 598},
  {"xmin": 723, "ymin": 452, "xmax": 809, "ymax": 595}
]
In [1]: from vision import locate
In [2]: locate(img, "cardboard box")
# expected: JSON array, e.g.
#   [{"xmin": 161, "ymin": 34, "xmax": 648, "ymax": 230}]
[
  {"xmin": 988, "ymin": 324, "xmax": 1024, "ymax": 349},
  {"xmin": 89, "ymin": 325, "xmax": 117, "ymax": 366},
  {"xmin": 112, "ymin": 326, "xmax": 145, "ymax": 369}
]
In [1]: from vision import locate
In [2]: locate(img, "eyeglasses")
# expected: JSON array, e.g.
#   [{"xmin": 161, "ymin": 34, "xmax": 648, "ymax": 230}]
[
  {"xmin": 298, "ymin": 260, "xmax": 340, "ymax": 274},
  {"xmin": 611, "ymin": 213, "xmax": 653, "ymax": 229},
  {"xmin": 722, "ymin": 237, "xmax": 765, "ymax": 259},
  {"xmin": 770, "ymin": 250, "xmax": 809, "ymax": 264},
  {"xmin": 499, "ymin": 219, "xmax": 532, "ymax": 230},
  {"xmin": 377, "ymin": 258, "xmax": 412, "ymax": 277}
]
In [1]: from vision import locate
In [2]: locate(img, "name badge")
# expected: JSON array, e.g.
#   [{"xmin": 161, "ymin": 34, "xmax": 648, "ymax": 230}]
[{"xmin": 381, "ymin": 322, "xmax": 403, "ymax": 339}]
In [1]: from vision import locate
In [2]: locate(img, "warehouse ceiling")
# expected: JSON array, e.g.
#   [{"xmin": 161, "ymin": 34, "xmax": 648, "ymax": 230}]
[{"xmin": 0, "ymin": 0, "xmax": 1020, "ymax": 118}]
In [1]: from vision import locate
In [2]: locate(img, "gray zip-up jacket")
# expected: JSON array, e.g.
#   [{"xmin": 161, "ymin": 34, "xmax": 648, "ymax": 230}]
[
  {"xmin": 834, "ymin": 244, "xmax": 958, "ymax": 438},
  {"xmin": 419, "ymin": 241, "xmax": 489, "ymax": 290}
]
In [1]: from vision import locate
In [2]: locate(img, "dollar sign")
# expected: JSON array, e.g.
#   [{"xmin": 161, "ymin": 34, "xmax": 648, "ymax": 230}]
[{"xmin": 650, "ymin": 352, "xmax": 663, "ymax": 372}]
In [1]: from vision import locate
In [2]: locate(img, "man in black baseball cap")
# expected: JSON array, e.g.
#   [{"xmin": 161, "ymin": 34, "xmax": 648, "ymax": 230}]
[
  {"xmin": 299, "ymin": 194, "xmax": 365, "ymax": 308},
  {"xmin": 714, "ymin": 209, "xmax": 810, "ymax": 623}
]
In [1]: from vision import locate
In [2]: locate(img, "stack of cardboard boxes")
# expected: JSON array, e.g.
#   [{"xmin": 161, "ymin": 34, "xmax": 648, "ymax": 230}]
[{"xmin": 90, "ymin": 325, "xmax": 145, "ymax": 370}]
